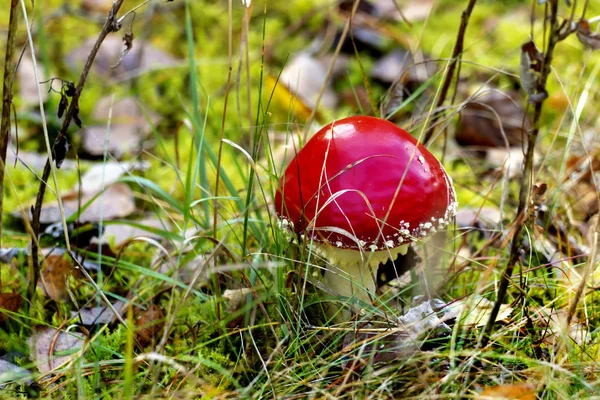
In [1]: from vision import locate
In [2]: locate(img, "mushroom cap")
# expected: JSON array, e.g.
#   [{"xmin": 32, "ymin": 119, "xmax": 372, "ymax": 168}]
[{"xmin": 275, "ymin": 116, "xmax": 456, "ymax": 260}]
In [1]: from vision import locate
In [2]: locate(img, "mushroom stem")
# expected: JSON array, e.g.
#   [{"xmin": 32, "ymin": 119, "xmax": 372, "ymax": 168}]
[{"xmin": 323, "ymin": 262, "xmax": 378, "ymax": 308}]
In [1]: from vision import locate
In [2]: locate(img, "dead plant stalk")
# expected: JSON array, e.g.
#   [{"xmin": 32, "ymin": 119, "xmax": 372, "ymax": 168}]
[
  {"xmin": 28, "ymin": 1, "xmax": 126, "ymax": 304},
  {"xmin": 0, "ymin": 0, "xmax": 20, "ymax": 246},
  {"xmin": 480, "ymin": 0, "xmax": 577, "ymax": 348},
  {"xmin": 423, "ymin": 0, "xmax": 477, "ymax": 146}
]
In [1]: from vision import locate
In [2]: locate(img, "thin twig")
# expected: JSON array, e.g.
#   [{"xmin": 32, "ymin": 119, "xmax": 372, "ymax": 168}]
[
  {"xmin": 422, "ymin": 0, "xmax": 477, "ymax": 146},
  {"xmin": 0, "ymin": 0, "xmax": 20, "ymax": 246},
  {"xmin": 28, "ymin": 0, "xmax": 126, "ymax": 305},
  {"xmin": 480, "ymin": 0, "xmax": 573, "ymax": 348}
]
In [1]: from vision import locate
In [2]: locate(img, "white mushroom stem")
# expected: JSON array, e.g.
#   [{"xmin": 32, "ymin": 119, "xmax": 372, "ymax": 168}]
[
  {"xmin": 314, "ymin": 243, "xmax": 409, "ymax": 316},
  {"xmin": 323, "ymin": 262, "xmax": 378, "ymax": 305}
]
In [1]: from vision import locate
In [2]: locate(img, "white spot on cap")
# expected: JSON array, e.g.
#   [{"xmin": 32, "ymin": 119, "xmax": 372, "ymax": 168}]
[
  {"xmin": 418, "ymin": 155, "xmax": 425, "ymax": 165},
  {"xmin": 336, "ymin": 241, "xmax": 343, "ymax": 248}
]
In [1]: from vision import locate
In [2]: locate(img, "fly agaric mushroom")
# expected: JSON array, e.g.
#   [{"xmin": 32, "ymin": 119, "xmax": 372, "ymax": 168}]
[{"xmin": 275, "ymin": 116, "xmax": 457, "ymax": 310}]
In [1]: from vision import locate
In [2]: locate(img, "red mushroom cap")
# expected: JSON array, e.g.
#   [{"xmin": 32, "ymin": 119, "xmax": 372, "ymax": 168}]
[{"xmin": 275, "ymin": 116, "xmax": 456, "ymax": 256}]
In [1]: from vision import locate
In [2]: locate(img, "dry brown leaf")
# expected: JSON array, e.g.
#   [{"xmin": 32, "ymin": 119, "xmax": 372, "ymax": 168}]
[
  {"xmin": 135, "ymin": 305, "xmax": 165, "ymax": 346},
  {"xmin": 570, "ymin": 181, "xmax": 599, "ymax": 220},
  {"xmin": 0, "ymin": 292, "xmax": 23, "ymax": 323},
  {"xmin": 456, "ymin": 90, "xmax": 527, "ymax": 148},
  {"xmin": 479, "ymin": 383, "xmax": 536, "ymax": 399},
  {"xmin": 520, "ymin": 40, "xmax": 543, "ymax": 102},
  {"xmin": 81, "ymin": 0, "xmax": 112, "ymax": 13},
  {"xmin": 28, "ymin": 327, "xmax": 85, "ymax": 374},
  {"xmin": 577, "ymin": 20, "xmax": 600, "ymax": 50},
  {"xmin": 40, "ymin": 255, "xmax": 78, "ymax": 301}
]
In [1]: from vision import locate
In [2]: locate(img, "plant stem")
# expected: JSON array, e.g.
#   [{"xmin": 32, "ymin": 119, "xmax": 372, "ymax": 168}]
[
  {"xmin": 0, "ymin": 0, "xmax": 20, "ymax": 246},
  {"xmin": 28, "ymin": 0, "xmax": 125, "ymax": 304},
  {"xmin": 480, "ymin": 0, "xmax": 563, "ymax": 348},
  {"xmin": 423, "ymin": 0, "xmax": 477, "ymax": 146}
]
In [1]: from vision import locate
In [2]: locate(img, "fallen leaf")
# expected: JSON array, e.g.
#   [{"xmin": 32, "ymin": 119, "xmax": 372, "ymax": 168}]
[
  {"xmin": 17, "ymin": 55, "xmax": 48, "ymax": 106},
  {"xmin": 456, "ymin": 89, "xmax": 527, "ymax": 148},
  {"xmin": 81, "ymin": 97, "xmax": 160, "ymax": 158},
  {"xmin": 569, "ymin": 182, "xmax": 599, "ymax": 220},
  {"xmin": 372, "ymin": 0, "xmax": 434, "ymax": 22},
  {"xmin": 81, "ymin": 0, "xmax": 113, "ymax": 13},
  {"xmin": 0, "ymin": 293, "xmax": 23, "ymax": 323},
  {"xmin": 577, "ymin": 19, "xmax": 600, "ymax": 50},
  {"xmin": 135, "ymin": 305, "xmax": 165, "ymax": 346},
  {"xmin": 40, "ymin": 254, "xmax": 78, "ymax": 301},
  {"xmin": 7, "ymin": 149, "xmax": 78, "ymax": 170},
  {"xmin": 479, "ymin": 383, "xmax": 536, "ymax": 399},
  {"xmin": 279, "ymin": 52, "xmax": 338, "ymax": 110},
  {"xmin": 72, "ymin": 300, "xmax": 126, "ymax": 325},
  {"xmin": 485, "ymin": 148, "xmax": 533, "ymax": 179},
  {"xmin": 28, "ymin": 327, "xmax": 85, "ymax": 374},
  {"xmin": 371, "ymin": 50, "xmax": 412, "ymax": 84},
  {"xmin": 158, "ymin": 253, "xmax": 212, "ymax": 289},
  {"xmin": 520, "ymin": 40, "xmax": 544, "ymax": 102},
  {"xmin": 455, "ymin": 207, "xmax": 502, "ymax": 239},
  {"xmin": 103, "ymin": 217, "xmax": 170, "ymax": 247},
  {"xmin": 66, "ymin": 36, "xmax": 178, "ymax": 80},
  {"xmin": 37, "ymin": 183, "xmax": 136, "ymax": 225},
  {"xmin": 0, "ymin": 359, "xmax": 33, "ymax": 388},
  {"xmin": 399, "ymin": 300, "xmax": 451, "ymax": 337},
  {"xmin": 445, "ymin": 296, "xmax": 512, "ymax": 327},
  {"xmin": 73, "ymin": 161, "xmax": 145, "ymax": 194}
]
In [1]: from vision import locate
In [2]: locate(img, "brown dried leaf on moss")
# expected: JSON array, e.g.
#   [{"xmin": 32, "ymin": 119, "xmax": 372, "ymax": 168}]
[
  {"xmin": 0, "ymin": 292, "xmax": 23, "ymax": 323},
  {"xmin": 135, "ymin": 305, "xmax": 165, "ymax": 346},
  {"xmin": 40, "ymin": 254, "xmax": 79, "ymax": 301}
]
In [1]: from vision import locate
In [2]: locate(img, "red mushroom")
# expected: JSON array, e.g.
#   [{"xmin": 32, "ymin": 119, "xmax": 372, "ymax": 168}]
[{"xmin": 275, "ymin": 116, "xmax": 456, "ymax": 310}]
